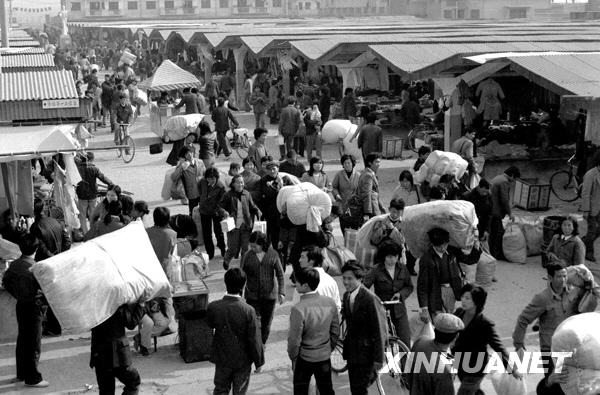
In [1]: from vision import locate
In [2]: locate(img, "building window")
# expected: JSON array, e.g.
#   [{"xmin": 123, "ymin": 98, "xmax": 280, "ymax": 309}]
[
  {"xmin": 238, "ymin": 0, "xmax": 247, "ymax": 6},
  {"xmin": 457, "ymin": 8, "xmax": 465, "ymax": 18},
  {"xmin": 443, "ymin": 9, "xmax": 453, "ymax": 18},
  {"xmin": 90, "ymin": 1, "xmax": 100, "ymax": 10},
  {"xmin": 305, "ymin": 1, "xmax": 310, "ymax": 9},
  {"xmin": 108, "ymin": 1, "xmax": 119, "ymax": 9},
  {"xmin": 184, "ymin": 0, "xmax": 193, "ymax": 7},
  {"xmin": 298, "ymin": 2, "xmax": 303, "ymax": 9},
  {"xmin": 146, "ymin": 0, "xmax": 156, "ymax": 8},
  {"xmin": 509, "ymin": 7, "xmax": 527, "ymax": 18},
  {"xmin": 272, "ymin": 0, "xmax": 281, "ymax": 6},
  {"xmin": 128, "ymin": 1, "xmax": 138, "ymax": 9},
  {"xmin": 219, "ymin": 0, "xmax": 228, "ymax": 7},
  {"xmin": 71, "ymin": 2, "xmax": 81, "ymax": 10},
  {"xmin": 470, "ymin": 9, "xmax": 480, "ymax": 18},
  {"xmin": 201, "ymin": 0, "xmax": 210, "ymax": 6},
  {"xmin": 256, "ymin": 0, "xmax": 264, "ymax": 6},
  {"xmin": 165, "ymin": 0, "xmax": 174, "ymax": 7}
]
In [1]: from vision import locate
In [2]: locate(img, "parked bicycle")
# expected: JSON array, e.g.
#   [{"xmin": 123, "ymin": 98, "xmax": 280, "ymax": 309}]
[
  {"xmin": 228, "ymin": 126, "xmax": 251, "ymax": 159},
  {"xmin": 115, "ymin": 122, "xmax": 135, "ymax": 163},
  {"xmin": 550, "ymin": 154, "xmax": 581, "ymax": 202},
  {"xmin": 407, "ymin": 119, "xmax": 441, "ymax": 152}
]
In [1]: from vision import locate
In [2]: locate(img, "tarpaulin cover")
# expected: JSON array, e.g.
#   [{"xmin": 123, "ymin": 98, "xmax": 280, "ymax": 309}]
[
  {"xmin": 32, "ymin": 221, "xmax": 172, "ymax": 332},
  {"xmin": 138, "ymin": 60, "xmax": 201, "ymax": 92},
  {"xmin": 277, "ymin": 182, "xmax": 331, "ymax": 232}
]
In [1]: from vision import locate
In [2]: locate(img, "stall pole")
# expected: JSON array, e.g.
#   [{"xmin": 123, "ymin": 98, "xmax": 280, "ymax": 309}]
[{"xmin": 233, "ymin": 46, "xmax": 248, "ymax": 110}]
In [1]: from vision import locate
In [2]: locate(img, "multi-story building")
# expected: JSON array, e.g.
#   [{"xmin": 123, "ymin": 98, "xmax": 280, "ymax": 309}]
[{"xmin": 66, "ymin": 0, "xmax": 391, "ymax": 20}]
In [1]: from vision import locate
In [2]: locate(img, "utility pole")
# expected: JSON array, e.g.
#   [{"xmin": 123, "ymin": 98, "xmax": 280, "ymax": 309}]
[{"xmin": 0, "ymin": 0, "xmax": 9, "ymax": 48}]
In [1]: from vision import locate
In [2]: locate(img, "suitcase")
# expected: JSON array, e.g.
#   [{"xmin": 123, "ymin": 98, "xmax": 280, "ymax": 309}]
[
  {"xmin": 178, "ymin": 311, "xmax": 212, "ymax": 363},
  {"xmin": 382, "ymin": 137, "xmax": 403, "ymax": 159}
]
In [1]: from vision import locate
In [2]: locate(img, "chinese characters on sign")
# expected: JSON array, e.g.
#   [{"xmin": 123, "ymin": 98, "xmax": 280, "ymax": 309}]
[{"xmin": 42, "ymin": 99, "xmax": 79, "ymax": 109}]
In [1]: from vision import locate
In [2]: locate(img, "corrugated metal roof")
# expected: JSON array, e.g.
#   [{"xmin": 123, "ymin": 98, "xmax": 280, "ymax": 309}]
[
  {"xmin": 507, "ymin": 54, "xmax": 600, "ymax": 97},
  {"xmin": 8, "ymin": 40, "xmax": 40, "ymax": 47},
  {"xmin": 0, "ymin": 70, "xmax": 78, "ymax": 102},
  {"xmin": 0, "ymin": 47, "xmax": 46, "ymax": 55},
  {"xmin": 0, "ymin": 54, "xmax": 55, "ymax": 69}
]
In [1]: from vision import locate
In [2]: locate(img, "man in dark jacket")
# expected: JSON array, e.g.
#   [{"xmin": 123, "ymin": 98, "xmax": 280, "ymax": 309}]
[
  {"xmin": 341, "ymin": 261, "xmax": 387, "ymax": 395},
  {"xmin": 174, "ymin": 87, "xmax": 199, "ymax": 114},
  {"xmin": 489, "ymin": 166, "xmax": 520, "ymax": 260},
  {"xmin": 259, "ymin": 162, "xmax": 283, "ymax": 249},
  {"xmin": 2, "ymin": 235, "xmax": 49, "ymax": 388},
  {"xmin": 30, "ymin": 199, "xmax": 71, "ymax": 262},
  {"xmin": 101, "ymin": 76, "xmax": 114, "ymax": 127},
  {"xmin": 211, "ymin": 97, "xmax": 239, "ymax": 158},
  {"xmin": 278, "ymin": 97, "xmax": 301, "ymax": 158},
  {"xmin": 111, "ymin": 94, "xmax": 133, "ymax": 145},
  {"xmin": 356, "ymin": 113, "xmax": 383, "ymax": 165},
  {"xmin": 198, "ymin": 167, "xmax": 227, "ymax": 260},
  {"xmin": 75, "ymin": 152, "xmax": 113, "ymax": 234},
  {"xmin": 279, "ymin": 149, "xmax": 306, "ymax": 179},
  {"xmin": 318, "ymin": 87, "xmax": 331, "ymax": 126},
  {"xmin": 90, "ymin": 302, "xmax": 145, "ymax": 395},
  {"xmin": 463, "ymin": 178, "xmax": 492, "ymax": 241},
  {"xmin": 207, "ymin": 268, "xmax": 264, "ymax": 394}
]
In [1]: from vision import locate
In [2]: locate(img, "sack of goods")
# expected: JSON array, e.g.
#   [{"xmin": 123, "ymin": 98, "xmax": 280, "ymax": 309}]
[
  {"xmin": 552, "ymin": 312, "xmax": 600, "ymax": 395},
  {"xmin": 475, "ymin": 250, "xmax": 497, "ymax": 289},
  {"xmin": 566, "ymin": 264, "xmax": 600, "ymax": 313},
  {"xmin": 278, "ymin": 171, "xmax": 301, "ymax": 186},
  {"xmin": 276, "ymin": 182, "xmax": 332, "ymax": 232},
  {"xmin": 135, "ymin": 89, "xmax": 148, "ymax": 106},
  {"xmin": 163, "ymin": 114, "xmax": 205, "ymax": 142},
  {"xmin": 514, "ymin": 217, "xmax": 543, "ymax": 256},
  {"xmin": 31, "ymin": 222, "xmax": 171, "ymax": 332},
  {"xmin": 400, "ymin": 200, "xmax": 479, "ymax": 258},
  {"xmin": 502, "ymin": 223, "xmax": 527, "ymax": 263},
  {"xmin": 414, "ymin": 150, "xmax": 468, "ymax": 186},
  {"xmin": 321, "ymin": 119, "xmax": 353, "ymax": 144}
]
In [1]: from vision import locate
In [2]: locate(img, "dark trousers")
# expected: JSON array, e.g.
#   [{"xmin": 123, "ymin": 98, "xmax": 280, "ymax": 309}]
[
  {"xmin": 265, "ymin": 214, "xmax": 281, "ymax": 250},
  {"xmin": 293, "ymin": 136, "xmax": 305, "ymax": 157},
  {"xmin": 284, "ymin": 135, "xmax": 294, "ymax": 156},
  {"xmin": 213, "ymin": 364, "xmax": 251, "ymax": 395},
  {"xmin": 95, "ymin": 365, "xmax": 141, "ymax": 395},
  {"xmin": 15, "ymin": 302, "xmax": 44, "ymax": 385},
  {"xmin": 246, "ymin": 298, "xmax": 276, "ymax": 344},
  {"xmin": 489, "ymin": 216, "xmax": 505, "ymax": 260},
  {"xmin": 390, "ymin": 309, "xmax": 411, "ymax": 349},
  {"xmin": 188, "ymin": 197, "xmax": 200, "ymax": 216},
  {"xmin": 293, "ymin": 357, "xmax": 334, "ymax": 395},
  {"xmin": 584, "ymin": 213, "xmax": 600, "ymax": 261},
  {"xmin": 347, "ymin": 363, "xmax": 378, "ymax": 395},
  {"xmin": 216, "ymin": 130, "xmax": 232, "ymax": 157},
  {"xmin": 224, "ymin": 228, "xmax": 251, "ymax": 266},
  {"xmin": 200, "ymin": 214, "xmax": 226, "ymax": 259},
  {"xmin": 406, "ymin": 250, "xmax": 416, "ymax": 273}
]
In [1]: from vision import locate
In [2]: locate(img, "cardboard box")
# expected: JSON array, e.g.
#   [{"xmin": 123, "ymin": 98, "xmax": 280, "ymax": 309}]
[
  {"xmin": 382, "ymin": 137, "xmax": 404, "ymax": 159},
  {"xmin": 513, "ymin": 178, "xmax": 550, "ymax": 211}
]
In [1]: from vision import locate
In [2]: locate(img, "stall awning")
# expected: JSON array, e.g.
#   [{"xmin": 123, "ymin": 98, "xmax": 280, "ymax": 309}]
[
  {"xmin": 0, "ymin": 70, "xmax": 78, "ymax": 102},
  {"xmin": 138, "ymin": 60, "xmax": 201, "ymax": 92},
  {"xmin": 0, "ymin": 125, "xmax": 79, "ymax": 162},
  {"xmin": 0, "ymin": 53, "xmax": 55, "ymax": 71}
]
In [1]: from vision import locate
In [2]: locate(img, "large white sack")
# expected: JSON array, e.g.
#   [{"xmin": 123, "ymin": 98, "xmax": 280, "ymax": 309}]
[
  {"xmin": 502, "ymin": 223, "xmax": 527, "ymax": 263},
  {"xmin": 279, "ymin": 172, "xmax": 301, "ymax": 186},
  {"xmin": 552, "ymin": 312, "xmax": 600, "ymax": 395},
  {"xmin": 277, "ymin": 182, "xmax": 332, "ymax": 231},
  {"xmin": 400, "ymin": 200, "xmax": 478, "ymax": 258},
  {"xmin": 321, "ymin": 119, "xmax": 352, "ymax": 144},
  {"xmin": 414, "ymin": 150, "xmax": 468, "ymax": 186},
  {"xmin": 163, "ymin": 114, "xmax": 204, "ymax": 142},
  {"xmin": 357, "ymin": 214, "xmax": 389, "ymax": 249},
  {"xmin": 341, "ymin": 124, "xmax": 363, "ymax": 162},
  {"xmin": 32, "ymin": 222, "xmax": 171, "ymax": 332}
]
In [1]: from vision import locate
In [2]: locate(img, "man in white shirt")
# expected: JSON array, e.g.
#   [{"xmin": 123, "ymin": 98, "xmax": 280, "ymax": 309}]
[{"xmin": 298, "ymin": 245, "xmax": 341, "ymax": 311}]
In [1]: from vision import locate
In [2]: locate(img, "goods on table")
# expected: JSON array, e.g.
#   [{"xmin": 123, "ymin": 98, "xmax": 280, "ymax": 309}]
[
  {"xmin": 414, "ymin": 150, "xmax": 468, "ymax": 187},
  {"xmin": 321, "ymin": 120, "xmax": 352, "ymax": 144},
  {"xmin": 514, "ymin": 217, "xmax": 543, "ymax": 256},
  {"xmin": 475, "ymin": 250, "xmax": 496, "ymax": 288},
  {"xmin": 31, "ymin": 222, "xmax": 171, "ymax": 332},
  {"xmin": 552, "ymin": 312, "xmax": 600, "ymax": 395},
  {"xmin": 502, "ymin": 223, "xmax": 527, "ymax": 263},
  {"xmin": 399, "ymin": 200, "xmax": 478, "ymax": 258},
  {"xmin": 162, "ymin": 114, "xmax": 205, "ymax": 142},
  {"xmin": 478, "ymin": 141, "xmax": 528, "ymax": 159},
  {"xmin": 181, "ymin": 249, "xmax": 210, "ymax": 281},
  {"xmin": 276, "ymin": 182, "xmax": 332, "ymax": 232}
]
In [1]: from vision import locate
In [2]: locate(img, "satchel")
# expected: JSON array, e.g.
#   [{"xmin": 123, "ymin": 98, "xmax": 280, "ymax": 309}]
[{"xmin": 149, "ymin": 142, "xmax": 163, "ymax": 154}]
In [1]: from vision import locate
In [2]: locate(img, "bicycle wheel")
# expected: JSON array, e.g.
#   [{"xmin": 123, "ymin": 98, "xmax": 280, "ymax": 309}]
[
  {"xmin": 550, "ymin": 170, "xmax": 579, "ymax": 202},
  {"xmin": 121, "ymin": 136, "xmax": 136, "ymax": 164},
  {"xmin": 407, "ymin": 125, "xmax": 430, "ymax": 153},
  {"xmin": 236, "ymin": 134, "xmax": 250, "ymax": 160},
  {"xmin": 383, "ymin": 337, "xmax": 410, "ymax": 389},
  {"xmin": 330, "ymin": 341, "xmax": 347, "ymax": 373}
]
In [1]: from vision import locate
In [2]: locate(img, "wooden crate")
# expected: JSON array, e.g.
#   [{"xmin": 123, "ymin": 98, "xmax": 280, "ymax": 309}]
[
  {"xmin": 513, "ymin": 178, "xmax": 551, "ymax": 211},
  {"xmin": 382, "ymin": 137, "xmax": 404, "ymax": 159}
]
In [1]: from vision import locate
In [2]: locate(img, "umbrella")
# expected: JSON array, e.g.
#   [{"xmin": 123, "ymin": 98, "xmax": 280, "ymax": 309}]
[{"xmin": 138, "ymin": 60, "xmax": 201, "ymax": 92}]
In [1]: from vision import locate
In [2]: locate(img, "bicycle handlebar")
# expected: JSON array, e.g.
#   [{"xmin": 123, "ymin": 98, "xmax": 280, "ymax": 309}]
[{"xmin": 381, "ymin": 300, "xmax": 402, "ymax": 305}]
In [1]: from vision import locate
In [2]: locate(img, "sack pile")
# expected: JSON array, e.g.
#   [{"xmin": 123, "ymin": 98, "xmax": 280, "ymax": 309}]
[
  {"xmin": 552, "ymin": 312, "xmax": 600, "ymax": 395},
  {"xmin": 513, "ymin": 217, "xmax": 544, "ymax": 256},
  {"xmin": 321, "ymin": 119, "xmax": 352, "ymax": 144},
  {"xmin": 502, "ymin": 223, "xmax": 527, "ymax": 263},
  {"xmin": 276, "ymin": 182, "xmax": 332, "ymax": 232},
  {"xmin": 163, "ymin": 114, "xmax": 205, "ymax": 142},
  {"xmin": 400, "ymin": 200, "xmax": 478, "ymax": 258},
  {"xmin": 32, "ymin": 222, "xmax": 171, "ymax": 332},
  {"xmin": 414, "ymin": 150, "xmax": 468, "ymax": 186},
  {"xmin": 475, "ymin": 250, "xmax": 497, "ymax": 289}
]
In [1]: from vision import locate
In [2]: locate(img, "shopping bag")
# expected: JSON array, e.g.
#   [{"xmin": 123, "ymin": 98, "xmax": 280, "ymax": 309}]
[
  {"xmin": 253, "ymin": 220, "xmax": 267, "ymax": 234},
  {"xmin": 409, "ymin": 314, "xmax": 435, "ymax": 343},
  {"xmin": 220, "ymin": 217, "xmax": 235, "ymax": 233},
  {"xmin": 489, "ymin": 371, "xmax": 527, "ymax": 395}
]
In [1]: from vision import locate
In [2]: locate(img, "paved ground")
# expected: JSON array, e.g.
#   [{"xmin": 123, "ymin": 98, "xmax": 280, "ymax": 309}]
[{"xmin": 0, "ymin": 111, "xmax": 597, "ymax": 395}]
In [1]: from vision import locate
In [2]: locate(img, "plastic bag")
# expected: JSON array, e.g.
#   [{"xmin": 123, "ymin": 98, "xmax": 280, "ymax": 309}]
[
  {"xmin": 163, "ymin": 114, "xmax": 204, "ymax": 142},
  {"xmin": 503, "ymin": 223, "xmax": 527, "ymax": 263},
  {"xmin": 490, "ymin": 371, "xmax": 527, "ymax": 395},
  {"xmin": 552, "ymin": 313, "xmax": 600, "ymax": 371},
  {"xmin": 475, "ymin": 250, "xmax": 496, "ymax": 288},
  {"xmin": 161, "ymin": 168, "xmax": 176, "ymax": 200},
  {"xmin": 409, "ymin": 314, "xmax": 435, "ymax": 343}
]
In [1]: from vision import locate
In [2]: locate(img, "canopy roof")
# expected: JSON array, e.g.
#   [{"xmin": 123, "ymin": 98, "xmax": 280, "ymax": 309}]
[
  {"xmin": 0, "ymin": 125, "xmax": 80, "ymax": 162},
  {"xmin": 138, "ymin": 60, "xmax": 201, "ymax": 92}
]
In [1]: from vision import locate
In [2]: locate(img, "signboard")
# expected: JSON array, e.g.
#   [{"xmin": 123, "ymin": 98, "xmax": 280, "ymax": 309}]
[{"xmin": 42, "ymin": 99, "xmax": 79, "ymax": 109}]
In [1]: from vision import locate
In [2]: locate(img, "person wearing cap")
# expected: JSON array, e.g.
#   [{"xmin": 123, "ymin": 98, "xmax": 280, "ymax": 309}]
[
  {"xmin": 417, "ymin": 228, "xmax": 466, "ymax": 323},
  {"xmin": 409, "ymin": 313, "xmax": 464, "ymax": 395},
  {"xmin": 259, "ymin": 161, "xmax": 284, "ymax": 249}
]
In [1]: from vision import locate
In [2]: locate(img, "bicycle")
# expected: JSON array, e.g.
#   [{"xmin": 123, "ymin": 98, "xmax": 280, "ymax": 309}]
[
  {"xmin": 115, "ymin": 122, "xmax": 135, "ymax": 164},
  {"xmin": 228, "ymin": 126, "xmax": 251, "ymax": 159},
  {"xmin": 331, "ymin": 318, "xmax": 347, "ymax": 373},
  {"xmin": 407, "ymin": 120, "xmax": 441, "ymax": 153},
  {"xmin": 550, "ymin": 154, "xmax": 581, "ymax": 202},
  {"xmin": 376, "ymin": 300, "xmax": 411, "ymax": 395}
]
